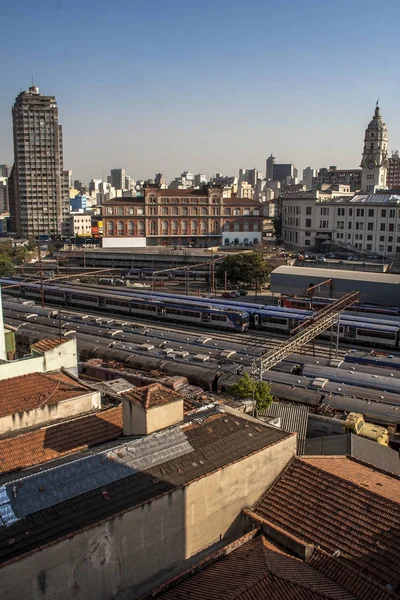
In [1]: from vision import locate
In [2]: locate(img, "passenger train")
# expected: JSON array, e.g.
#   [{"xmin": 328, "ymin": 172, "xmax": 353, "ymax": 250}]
[
  {"xmin": 0, "ymin": 279, "xmax": 248, "ymax": 332},
  {"xmin": 2, "ymin": 278, "xmax": 400, "ymax": 347},
  {"xmin": 120, "ymin": 269, "xmax": 208, "ymax": 282},
  {"xmin": 279, "ymin": 295, "xmax": 400, "ymax": 316}
]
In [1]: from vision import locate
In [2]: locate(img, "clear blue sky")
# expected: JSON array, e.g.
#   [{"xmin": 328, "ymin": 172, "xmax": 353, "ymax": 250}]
[{"xmin": 1, "ymin": 0, "xmax": 400, "ymax": 183}]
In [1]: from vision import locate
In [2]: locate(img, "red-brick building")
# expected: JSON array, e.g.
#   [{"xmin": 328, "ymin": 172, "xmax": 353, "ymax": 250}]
[{"xmin": 101, "ymin": 185, "xmax": 265, "ymax": 247}]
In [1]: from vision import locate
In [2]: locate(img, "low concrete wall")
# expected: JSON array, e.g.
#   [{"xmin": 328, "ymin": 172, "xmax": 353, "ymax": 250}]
[
  {"xmin": 102, "ymin": 237, "xmax": 146, "ymax": 248},
  {"xmin": 0, "ymin": 356, "xmax": 44, "ymax": 381},
  {"xmin": 0, "ymin": 391, "xmax": 101, "ymax": 436}
]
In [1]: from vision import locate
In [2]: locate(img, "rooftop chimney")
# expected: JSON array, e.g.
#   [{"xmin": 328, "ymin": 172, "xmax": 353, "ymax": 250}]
[{"xmin": 121, "ymin": 383, "xmax": 184, "ymax": 436}]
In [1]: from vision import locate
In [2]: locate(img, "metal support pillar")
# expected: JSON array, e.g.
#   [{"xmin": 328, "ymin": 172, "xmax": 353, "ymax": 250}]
[{"xmin": 336, "ymin": 312, "xmax": 341, "ymax": 358}]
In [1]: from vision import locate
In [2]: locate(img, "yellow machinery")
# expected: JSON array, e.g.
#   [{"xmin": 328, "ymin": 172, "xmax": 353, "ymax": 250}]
[{"xmin": 345, "ymin": 412, "xmax": 389, "ymax": 446}]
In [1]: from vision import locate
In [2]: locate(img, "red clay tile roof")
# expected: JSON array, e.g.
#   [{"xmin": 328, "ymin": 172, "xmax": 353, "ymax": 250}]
[
  {"xmin": 31, "ymin": 338, "xmax": 68, "ymax": 353},
  {"xmin": 307, "ymin": 549, "xmax": 396, "ymax": 600},
  {"xmin": 121, "ymin": 383, "xmax": 183, "ymax": 409},
  {"xmin": 0, "ymin": 406, "xmax": 122, "ymax": 475},
  {"xmin": 302, "ymin": 456, "xmax": 400, "ymax": 502},
  {"xmin": 224, "ymin": 196, "xmax": 261, "ymax": 206},
  {"xmin": 153, "ymin": 189, "xmax": 208, "ymax": 197},
  {"xmin": 0, "ymin": 371, "xmax": 92, "ymax": 418},
  {"xmin": 146, "ymin": 531, "xmax": 383, "ymax": 600},
  {"xmin": 254, "ymin": 457, "xmax": 400, "ymax": 590}
]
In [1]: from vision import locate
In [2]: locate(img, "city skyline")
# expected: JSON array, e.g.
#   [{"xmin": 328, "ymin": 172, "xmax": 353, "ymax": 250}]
[{"xmin": 1, "ymin": 0, "xmax": 400, "ymax": 182}]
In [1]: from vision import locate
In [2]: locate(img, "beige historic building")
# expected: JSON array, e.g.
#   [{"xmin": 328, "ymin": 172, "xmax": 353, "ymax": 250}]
[
  {"xmin": 102, "ymin": 185, "xmax": 265, "ymax": 247},
  {"xmin": 281, "ymin": 190, "xmax": 400, "ymax": 256}
]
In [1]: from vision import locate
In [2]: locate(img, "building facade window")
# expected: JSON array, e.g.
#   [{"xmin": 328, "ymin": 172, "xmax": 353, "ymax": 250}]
[
  {"xmin": 128, "ymin": 220, "xmax": 134, "ymax": 235},
  {"xmin": 107, "ymin": 221, "xmax": 114, "ymax": 235}
]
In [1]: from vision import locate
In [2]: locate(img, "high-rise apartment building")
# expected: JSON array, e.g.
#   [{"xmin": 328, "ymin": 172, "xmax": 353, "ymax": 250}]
[
  {"xmin": 0, "ymin": 165, "xmax": 12, "ymax": 178},
  {"xmin": 9, "ymin": 86, "xmax": 69, "ymax": 237},
  {"xmin": 302, "ymin": 167, "xmax": 317, "ymax": 190},
  {"xmin": 239, "ymin": 168, "xmax": 262, "ymax": 187},
  {"xmin": 0, "ymin": 178, "xmax": 8, "ymax": 213},
  {"xmin": 312, "ymin": 166, "xmax": 361, "ymax": 192},
  {"xmin": 110, "ymin": 168, "xmax": 126, "ymax": 190},
  {"xmin": 387, "ymin": 151, "xmax": 400, "ymax": 189}
]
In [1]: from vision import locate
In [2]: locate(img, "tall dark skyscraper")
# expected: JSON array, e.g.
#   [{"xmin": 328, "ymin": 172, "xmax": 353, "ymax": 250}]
[
  {"xmin": 266, "ymin": 154, "xmax": 275, "ymax": 181},
  {"xmin": 9, "ymin": 86, "xmax": 69, "ymax": 237},
  {"xmin": 110, "ymin": 168, "xmax": 125, "ymax": 190}
]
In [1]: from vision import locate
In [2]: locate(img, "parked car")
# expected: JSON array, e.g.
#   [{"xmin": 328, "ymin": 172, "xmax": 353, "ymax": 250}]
[
  {"xmin": 238, "ymin": 289, "xmax": 248, "ymax": 296},
  {"xmin": 221, "ymin": 291, "xmax": 237, "ymax": 298}
]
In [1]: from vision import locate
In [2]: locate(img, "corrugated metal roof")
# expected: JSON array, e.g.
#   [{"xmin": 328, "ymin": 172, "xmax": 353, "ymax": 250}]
[
  {"xmin": 350, "ymin": 434, "xmax": 400, "ymax": 476},
  {"xmin": 0, "ymin": 427, "xmax": 194, "ymax": 526},
  {"xmin": 304, "ymin": 434, "xmax": 350, "ymax": 456},
  {"xmin": 271, "ymin": 265, "xmax": 400, "ymax": 284},
  {"xmin": 349, "ymin": 194, "xmax": 400, "ymax": 204},
  {"xmin": 259, "ymin": 401, "xmax": 309, "ymax": 454},
  {"xmin": 303, "ymin": 434, "xmax": 400, "ymax": 477}
]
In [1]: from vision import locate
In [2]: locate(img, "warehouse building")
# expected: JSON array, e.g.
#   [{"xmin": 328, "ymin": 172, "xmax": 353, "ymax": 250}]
[{"xmin": 270, "ymin": 265, "xmax": 400, "ymax": 305}]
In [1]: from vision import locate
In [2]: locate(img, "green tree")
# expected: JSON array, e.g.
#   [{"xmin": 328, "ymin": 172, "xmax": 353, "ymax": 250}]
[
  {"xmin": 13, "ymin": 246, "xmax": 29, "ymax": 265},
  {"xmin": 0, "ymin": 241, "xmax": 12, "ymax": 257},
  {"xmin": 230, "ymin": 373, "xmax": 274, "ymax": 411},
  {"xmin": 0, "ymin": 255, "xmax": 16, "ymax": 277},
  {"xmin": 27, "ymin": 239, "xmax": 37, "ymax": 252},
  {"xmin": 216, "ymin": 251, "xmax": 271, "ymax": 289}
]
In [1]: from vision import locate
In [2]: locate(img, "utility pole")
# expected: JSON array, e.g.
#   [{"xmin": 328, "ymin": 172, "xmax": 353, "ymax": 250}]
[
  {"xmin": 211, "ymin": 261, "xmax": 216, "ymax": 297},
  {"xmin": 185, "ymin": 272, "xmax": 189, "ymax": 295},
  {"xmin": 224, "ymin": 271, "xmax": 227, "ymax": 292},
  {"xmin": 58, "ymin": 309, "xmax": 62, "ymax": 340},
  {"xmin": 336, "ymin": 312, "xmax": 341, "ymax": 358},
  {"xmin": 37, "ymin": 242, "xmax": 44, "ymax": 308}
]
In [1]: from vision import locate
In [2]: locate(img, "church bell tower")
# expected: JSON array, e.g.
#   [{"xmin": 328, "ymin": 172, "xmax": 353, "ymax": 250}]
[{"xmin": 360, "ymin": 102, "xmax": 388, "ymax": 193}]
